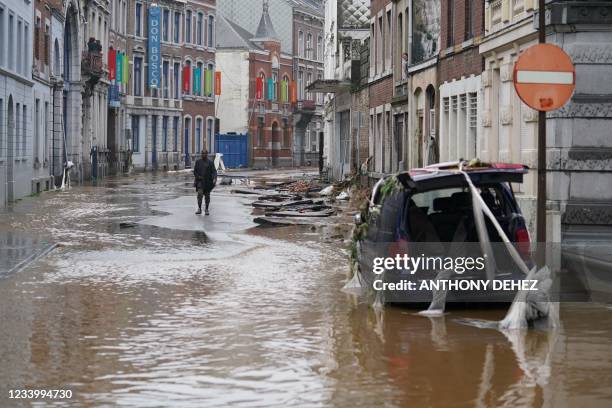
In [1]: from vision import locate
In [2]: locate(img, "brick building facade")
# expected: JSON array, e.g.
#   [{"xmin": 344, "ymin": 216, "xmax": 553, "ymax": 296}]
[
  {"xmin": 217, "ymin": 1, "xmax": 294, "ymax": 168},
  {"xmin": 438, "ymin": 0, "xmax": 484, "ymax": 164}
]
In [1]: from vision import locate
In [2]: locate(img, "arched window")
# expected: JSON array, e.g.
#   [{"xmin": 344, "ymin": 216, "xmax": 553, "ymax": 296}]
[
  {"xmin": 197, "ymin": 12, "xmax": 204, "ymax": 46},
  {"xmin": 317, "ymin": 36, "xmax": 323, "ymax": 61},
  {"xmin": 195, "ymin": 117, "xmax": 203, "ymax": 153},
  {"xmin": 298, "ymin": 31, "xmax": 304, "ymax": 57},
  {"xmin": 196, "ymin": 61, "xmax": 203, "ymax": 96},
  {"xmin": 185, "ymin": 10, "xmax": 192, "ymax": 43},
  {"xmin": 272, "ymin": 71, "xmax": 278, "ymax": 101},
  {"xmin": 207, "ymin": 15, "xmax": 214, "ymax": 47},
  {"xmin": 206, "ymin": 117, "xmax": 214, "ymax": 151},
  {"xmin": 53, "ymin": 39, "xmax": 60, "ymax": 76},
  {"xmin": 185, "ymin": 60, "xmax": 192, "ymax": 95},
  {"xmin": 207, "ymin": 62, "xmax": 214, "ymax": 97},
  {"xmin": 306, "ymin": 33, "xmax": 312, "ymax": 59}
]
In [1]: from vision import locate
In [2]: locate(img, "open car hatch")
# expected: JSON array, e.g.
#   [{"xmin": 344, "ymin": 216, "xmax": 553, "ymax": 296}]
[{"xmin": 396, "ymin": 163, "xmax": 529, "ymax": 192}]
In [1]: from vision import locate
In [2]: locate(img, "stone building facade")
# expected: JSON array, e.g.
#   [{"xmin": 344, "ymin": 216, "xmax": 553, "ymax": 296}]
[
  {"xmin": 0, "ymin": 0, "xmax": 35, "ymax": 205},
  {"xmin": 479, "ymin": 0, "xmax": 540, "ymax": 233}
]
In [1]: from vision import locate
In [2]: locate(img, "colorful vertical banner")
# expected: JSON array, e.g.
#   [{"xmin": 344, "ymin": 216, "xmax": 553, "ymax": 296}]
[
  {"xmin": 205, "ymin": 69, "xmax": 212, "ymax": 96},
  {"xmin": 290, "ymin": 81, "xmax": 297, "ymax": 104},
  {"xmin": 256, "ymin": 77, "xmax": 263, "ymax": 100},
  {"xmin": 281, "ymin": 80, "xmax": 288, "ymax": 102},
  {"xmin": 194, "ymin": 67, "xmax": 201, "ymax": 95},
  {"xmin": 108, "ymin": 48, "xmax": 116, "ymax": 80},
  {"xmin": 147, "ymin": 6, "xmax": 161, "ymax": 88},
  {"xmin": 116, "ymin": 51, "xmax": 123, "ymax": 85},
  {"xmin": 267, "ymin": 78, "xmax": 274, "ymax": 100},
  {"xmin": 215, "ymin": 72, "xmax": 222, "ymax": 96},
  {"xmin": 183, "ymin": 65, "xmax": 191, "ymax": 93},
  {"xmin": 122, "ymin": 53, "xmax": 128, "ymax": 84}
]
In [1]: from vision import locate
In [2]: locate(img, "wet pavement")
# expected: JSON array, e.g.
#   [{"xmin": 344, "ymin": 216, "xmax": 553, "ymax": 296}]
[{"xmin": 1, "ymin": 171, "xmax": 612, "ymax": 407}]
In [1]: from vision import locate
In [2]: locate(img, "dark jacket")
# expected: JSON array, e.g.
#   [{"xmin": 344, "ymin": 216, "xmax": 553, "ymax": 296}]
[{"xmin": 193, "ymin": 157, "xmax": 217, "ymax": 191}]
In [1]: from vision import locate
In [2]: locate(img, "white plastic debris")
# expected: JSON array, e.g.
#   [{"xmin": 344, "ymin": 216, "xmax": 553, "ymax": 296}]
[
  {"xmin": 336, "ymin": 191, "xmax": 350, "ymax": 201},
  {"xmin": 319, "ymin": 185, "xmax": 334, "ymax": 196},
  {"xmin": 342, "ymin": 261, "xmax": 363, "ymax": 295}
]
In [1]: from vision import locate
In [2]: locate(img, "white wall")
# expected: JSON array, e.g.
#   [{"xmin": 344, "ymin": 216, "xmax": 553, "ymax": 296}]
[{"xmin": 216, "ymin": 50, "xmax": 250, "ymax": 135}]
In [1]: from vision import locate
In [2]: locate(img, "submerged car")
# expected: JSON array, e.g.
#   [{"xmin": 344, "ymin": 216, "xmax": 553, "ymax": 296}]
[{"xmin": 353, "ymin": 161, "xmax": 532, "ymax": 304}]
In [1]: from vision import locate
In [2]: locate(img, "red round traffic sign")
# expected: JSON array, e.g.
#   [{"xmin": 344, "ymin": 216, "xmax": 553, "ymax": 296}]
[{"xmin": 513, "ymin": 44, "xmax": 576, "ymax": 112}]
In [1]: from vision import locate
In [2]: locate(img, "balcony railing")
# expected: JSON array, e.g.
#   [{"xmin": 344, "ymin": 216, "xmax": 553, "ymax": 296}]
[{"xmin": 82, "ymin": 50, "xmax": 104, "ymax": 78}]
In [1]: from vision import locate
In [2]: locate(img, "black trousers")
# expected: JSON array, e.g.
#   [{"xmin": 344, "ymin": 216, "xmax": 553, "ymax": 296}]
[{"xmin": 197, "ymin": 188, "xmax": 211, "ymax": 210}]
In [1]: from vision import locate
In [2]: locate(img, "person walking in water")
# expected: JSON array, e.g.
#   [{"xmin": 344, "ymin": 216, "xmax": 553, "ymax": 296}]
[{"xmin": 193, "ymin": 150, "xmax": 217, "ymax": 215}]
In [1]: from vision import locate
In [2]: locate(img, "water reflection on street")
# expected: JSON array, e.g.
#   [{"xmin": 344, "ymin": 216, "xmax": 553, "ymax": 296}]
[{"xmin": 1, "ymin": 172, "xmax": 611, "ymax": 407}]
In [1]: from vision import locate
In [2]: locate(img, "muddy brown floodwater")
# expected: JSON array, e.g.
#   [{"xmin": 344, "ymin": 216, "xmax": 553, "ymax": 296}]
[{"xmin": 1, "ymin": 172, "xmax": 612, "ymax": 407}]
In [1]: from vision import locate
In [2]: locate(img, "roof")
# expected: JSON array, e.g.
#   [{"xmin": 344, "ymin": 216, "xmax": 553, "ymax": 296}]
[
  {"xmin": 288, "ymin": 0, "xmax": 324, "ymax": 17},
  {"xmin": 216, "ymin": 15, "xmax": 262, "ymax": 50},
  {"xmin": 252, "ymin": 0, "xmax": 280, "ymax": 43}
]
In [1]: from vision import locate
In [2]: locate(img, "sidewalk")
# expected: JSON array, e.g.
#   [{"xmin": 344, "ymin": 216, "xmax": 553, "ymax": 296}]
[{"xmin": 0, "ymin": 232, "xmax": 56, "ymax": 278}]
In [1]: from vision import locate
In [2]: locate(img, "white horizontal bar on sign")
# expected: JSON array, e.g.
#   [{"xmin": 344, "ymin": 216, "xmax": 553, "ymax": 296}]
[{"xmin": 516, "ymin": 70, "xmax": 574, "ymax": 85}]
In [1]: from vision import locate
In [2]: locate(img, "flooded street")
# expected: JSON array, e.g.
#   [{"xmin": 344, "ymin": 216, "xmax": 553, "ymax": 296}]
[{"xmin": 1, "ymin": 172, "xmax": 612, "ymax": 407}]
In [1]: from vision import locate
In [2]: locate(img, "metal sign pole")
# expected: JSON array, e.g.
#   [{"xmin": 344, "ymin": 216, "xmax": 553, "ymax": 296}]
[{"xmin": 537, "ymin": 0, "xmax": 547, "ymax": 260}]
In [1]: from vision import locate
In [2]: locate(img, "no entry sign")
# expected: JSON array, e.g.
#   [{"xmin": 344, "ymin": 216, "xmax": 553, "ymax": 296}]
[{"xmin": 513, "ymin": 44, "xmax": 576, "ymax": 112}]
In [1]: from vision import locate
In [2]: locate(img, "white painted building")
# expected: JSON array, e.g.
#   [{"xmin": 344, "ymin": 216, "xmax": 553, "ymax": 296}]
[{"xmin": 0, "ymin": 0, "xmax": 35, "ymax": 206}]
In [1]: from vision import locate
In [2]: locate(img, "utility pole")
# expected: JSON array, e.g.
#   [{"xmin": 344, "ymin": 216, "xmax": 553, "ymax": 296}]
[{"xmin": 537, "ymin": 0, "xmax": 547, "ymax": 261}]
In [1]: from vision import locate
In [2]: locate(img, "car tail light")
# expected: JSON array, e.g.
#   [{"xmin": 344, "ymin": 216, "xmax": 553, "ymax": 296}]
[
  {"xmin": 388, "ymin": 238, "xmax": 410, "ymax": 259},
  {"xmin": 515, "ymin": 227, "xmax": 531, "ymax": 258}
]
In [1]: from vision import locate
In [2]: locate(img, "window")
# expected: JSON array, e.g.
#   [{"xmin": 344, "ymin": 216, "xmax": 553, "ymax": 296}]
[
  {"xmin": 185, "ymin": 10, "xmax": 192, "ymax": 43},
  {"xmin": 163, "ymin": 9, "xmax": 169, "ymax": 42},
  {"xmin": 152, "ymin": 115, "xmax": 158, "ymax": 153},
  {"xmin": 184, "ymin": 60, "xmax": 191, "ymax": 95},
  {"xmin": 206, "ymin": 118, "xmax": 213, "ymax": 151},
  {"xmin": 306, "ymin": 72, "xmax": 312, "ymax": 101},
  {"xmin": 298, "ymin": 31, "xmax": 304, "ymax": 57},
  {"xmin": 22, "ymin": 105, "xmax": 27, "ymax": 156},
  {"xmin": 35, "ymin": 99, "xmax": 40, "ymax": 160},
  {"xmin": 162, "ymin": 116, "xmax": 168, "ymax": 152},
  {"xmin": 17, "ymin": 19, "xmax": 22, "ymax": 73},
  {"xmin": 195, "ymin": 118, "xmax": 202, "ymax": 153},
  {"xmin": 317, "ymin": 36, "xmax": 323, "ymax": 61},
  {"xmin": 465, "ymin": 0, "xmax": 473, "ymax": 41},
  {"xmin": 174, "ymin": 12, "xmax": 180, "ymax": 43},
  {"xmin": 134, "ymin": 57, "xmax": 142, "ymax": 96},
  {"xmin": 0, "ymin": 7, "xmax": 4, "ymax": 67},
  {"xmin": 173, "ymin": 62, "xmax": 180, "ymax": 99},
  {"xmin": 173, "ymin": 117, "xmax": 179, "ymax": 152},
  {"xmin": 298, "ymin": 71, "xmax": 304, "ymax": 100},
  {"xmin": 196, "ymin": 62, "xmax": 203, "ymax": 96},
  {"xmin": 386, "ymin": 10, "xmax": 391, "ymax": 69},
  {"xmin": 35, "ymin": 17, "xmax": 40, "ymax": 61},
  {"xmin": 272, "ymin": 71, "xmax": 278, "ymax": 101},
  {"xmin": 447, "ymin": 0, "xmax": 455, "ymax": 47},
  {"xmin": 206, "ymin": 63, "xmax": 214, "ymax": 97},
  {"xmin": 306, "ymin": 33, "xmax": 312, "ymax": 59},
  {"xmin": 135, "ymin": 2, "xmax": 142, "ymax": 37},
  {"xmin": 23, "ymin": 23, "xmax": 29, "ymax": 76},
  {"xmin": 378, "ymin": 16, "xmax": 383, "ymax": 73},
  {"xmin": 197, "ymin": 13, "xmax": 203, "ymax": 45},
  {"xmin": 162, "ymin": 60, "xmax": 169, "ymax": 98},
  {"xmin": 207, "ymin": 15, "xmax": 214, "ymax": 47},
  {"xmin": 369, "ymin": 22, "xmax": 375, "ymax": 77},
  {"xmin": 44, "ymin": 102, "xmax": 49, "ymax": 161},
  {"xmin": 131, "ymin": 115, "xmax": 140, "ymax": 152},
  {"xmin": 44, "ymin": 24, "xmax": 50, "ymax": 66}
]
